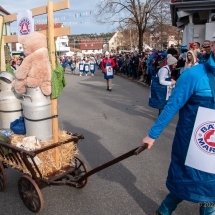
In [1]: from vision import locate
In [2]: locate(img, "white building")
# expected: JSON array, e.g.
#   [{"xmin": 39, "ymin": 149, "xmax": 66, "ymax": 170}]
[{"xmin": 55, "ymin": 36, "xmax": 70, "ymax": 56}]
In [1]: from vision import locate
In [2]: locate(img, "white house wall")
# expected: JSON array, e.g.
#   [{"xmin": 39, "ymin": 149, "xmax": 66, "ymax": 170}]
[
  {"xmin": 205, "ymin": 23, "xmax": 215, "ymax": 41},
  {"xmin": 182, "ymin": 26, "xmax": 187, "ymax": 46},
  {"xmin": 55, "ymin": 36, "xmax": 70, "ymax": 53},
  {"xmin": 194, "ymin": 25, "xmax": 205, "ymax": 45},
  {"xmin": 182, "ymin": 23, "xmax": 212, "ymax": 46},
  {"xmin": 82, "ymin": 49, "xmax": 103, "ymax": 54}
]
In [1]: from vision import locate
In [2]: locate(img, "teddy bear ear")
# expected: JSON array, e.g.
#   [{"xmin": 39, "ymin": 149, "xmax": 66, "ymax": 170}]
[{"xmin": 18, "ymin": 35, "xmax": 27, "ymax": 44}]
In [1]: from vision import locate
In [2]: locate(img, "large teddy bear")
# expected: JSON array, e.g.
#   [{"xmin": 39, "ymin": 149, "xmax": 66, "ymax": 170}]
[{"xmin": 12, "ymin": 32, "xmax": 51, "ymax": 96}]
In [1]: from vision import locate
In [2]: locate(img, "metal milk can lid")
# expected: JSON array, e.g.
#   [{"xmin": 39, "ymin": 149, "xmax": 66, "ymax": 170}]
[{"xmin": 0, "ymin": 71, "xmax": 15, "ymax": 84}]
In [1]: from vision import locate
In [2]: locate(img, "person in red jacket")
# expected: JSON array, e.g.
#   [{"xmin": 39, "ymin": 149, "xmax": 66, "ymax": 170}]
[{"xmin": 101, "ymin": 51, "xmax": 116, "ymax": 91}]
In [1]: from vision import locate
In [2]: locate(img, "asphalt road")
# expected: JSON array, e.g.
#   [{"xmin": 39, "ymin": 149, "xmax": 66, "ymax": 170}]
[{"xmin": 0, "ymin": 67, "xmax": 198, "ymax": 215}]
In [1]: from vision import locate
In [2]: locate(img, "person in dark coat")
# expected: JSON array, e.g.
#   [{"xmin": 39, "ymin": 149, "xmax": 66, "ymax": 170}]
[{"xmin": 167, "ymin": 44, "xmax": 178, "ymax": 57}]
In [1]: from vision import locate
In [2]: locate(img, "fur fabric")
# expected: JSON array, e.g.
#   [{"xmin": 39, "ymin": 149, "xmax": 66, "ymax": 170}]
[{"xmin": 12, "ymin": 32, "xmax": 52, "ymax": 95}]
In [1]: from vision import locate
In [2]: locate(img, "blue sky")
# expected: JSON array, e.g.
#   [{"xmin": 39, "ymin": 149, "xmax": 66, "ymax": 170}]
[{"xmin": 1, "ymin": 0, "xmax": 116, "ymax": 34}]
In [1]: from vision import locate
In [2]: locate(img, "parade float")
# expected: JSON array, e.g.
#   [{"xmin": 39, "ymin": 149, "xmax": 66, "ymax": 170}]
[{"xmin": 0, "ymin": 0, "xmax": 145, "ymax": 213}]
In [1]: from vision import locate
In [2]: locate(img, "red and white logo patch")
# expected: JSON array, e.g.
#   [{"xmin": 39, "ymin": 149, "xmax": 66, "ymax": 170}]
[
  {"xmin": 194, "ymin": 122, "xmax": 215, "ymax": 155},
  {"xmin": 19, "ymin": 17, "xmax": 31, "ymax": 35}
]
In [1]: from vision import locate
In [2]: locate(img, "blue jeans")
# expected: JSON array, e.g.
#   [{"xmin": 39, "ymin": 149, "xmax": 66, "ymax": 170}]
[{"xmin": 158, "ymin": 193, "xmax": 215, "ymax": 215}]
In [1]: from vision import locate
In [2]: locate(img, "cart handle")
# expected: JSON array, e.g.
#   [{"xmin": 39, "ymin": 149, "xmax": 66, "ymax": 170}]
[
  {"xmin": 75, "ymin": 144, "xmax": 148, "ymax": 185},
  {"xmin": 134, "ymin": 144, "xmax": 148, "ymax": 155}
]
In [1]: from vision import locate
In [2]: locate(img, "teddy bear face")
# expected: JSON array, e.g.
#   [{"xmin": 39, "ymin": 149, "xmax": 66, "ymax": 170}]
[{"xmin": 19, "ymin": 32, "xmax": 48, "ymax": 56}]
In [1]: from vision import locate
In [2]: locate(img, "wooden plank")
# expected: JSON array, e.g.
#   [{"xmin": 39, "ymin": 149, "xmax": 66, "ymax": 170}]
[
  {"xmin": 3, "ymin": 14, "xmax": 17, "ymax": 24},
  {"xmin": 4, "ymin": 27, "xmax": 70, "ymax": 43},
  {"xmin": 4, "ymin": 0, "xmax": 70, "ymax": 23},
  {"xmin": 0, "ymin": 16, "xmax": 6, "ymax": 71},
  {"xmin": 3, "ymin": 35, "xmax": 18, "ymax": 43},
  {"xmin": 48, "ymin": 1, "xmax": 60, "ymax": 170},
  {"xmin": 53, "ymin": 26, "xmax": 70, "ymax": 37},
  {"xmin": 32, "ymin": 6, "xmax": 47, "ymax": 16},
  {"xmin": 54, "ymin": 0, "xmax": 69, "ymax": 12}
]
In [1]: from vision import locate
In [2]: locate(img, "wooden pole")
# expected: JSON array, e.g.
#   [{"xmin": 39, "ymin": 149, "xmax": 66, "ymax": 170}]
[
  {"xmin": 0, "ymin": 16, "xmax": 6, "ymax": 71},
  {"xmin": 47, "ymin": 1, "xmax": 60, "ymax": 169}
]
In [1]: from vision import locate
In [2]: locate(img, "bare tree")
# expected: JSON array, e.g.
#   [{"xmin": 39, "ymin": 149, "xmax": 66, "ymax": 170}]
[
  {"xmin": 148, "ymin": 0, "xmax": 181, "ymax": 49},
  {"xmin": 96, "ymin": 0, "xmax": 161, "ymax": 52}
]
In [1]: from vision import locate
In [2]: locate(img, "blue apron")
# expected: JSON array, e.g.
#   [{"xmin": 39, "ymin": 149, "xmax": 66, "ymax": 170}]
[
  {"xmin": 149, "ymin": 67, "xmax": 171, "ymax": 109},
  {"xmin": 79, "ymin": 63, "xmax": 84, "ymax": 72},
  {"xmin": 84, "ymin": 64, "xmax": 90, "ymax": 73},
  {"xmin": 167, "ymin": 64, "xmax": 215, "ymax": 203},
  {"xmin": 104, "ymin": 62, "xmax": 114, "ymax": 80},
  {"xmin": 90, "ymin": 63, "xmax": 95, "ymax": 72}
]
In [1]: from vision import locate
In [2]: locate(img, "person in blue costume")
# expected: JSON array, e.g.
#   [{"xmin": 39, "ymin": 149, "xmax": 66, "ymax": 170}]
[
  {"xmin": 83, "ymin": 58, "xmax": 90, "ymax": 76},
  {"xmin": 78, "ymin": 58, "xmax": 85, "ymax": 76},
  {"xmin": 89, "ymin": 57, "xmax": 96, "ymax": 76},
  {"xmin": 143, "ymin": 38, "xmax": 215, "ymax": 215}
]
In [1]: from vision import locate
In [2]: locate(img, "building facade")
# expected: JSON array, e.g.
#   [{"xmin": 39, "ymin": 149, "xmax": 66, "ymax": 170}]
[
  {"xmin": 80, "ymin": 40, "xmax": 103, "ymax": 54},
  {"xmin": 150, "ymin": 31, "xmax": 181, "ymax": 49},
  {"xmin": 170, "ymin": 0, "xmax": 215, "ymax": 46}
]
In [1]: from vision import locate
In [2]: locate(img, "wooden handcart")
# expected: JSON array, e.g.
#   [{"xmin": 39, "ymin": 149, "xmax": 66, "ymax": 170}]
[
  {"xmin": 0, "ymin": 0, "xmax": 147, "ymax": 213},
  {"xmin": 0, "ymin": 135, "xmax": 146, "ymax": 213}
]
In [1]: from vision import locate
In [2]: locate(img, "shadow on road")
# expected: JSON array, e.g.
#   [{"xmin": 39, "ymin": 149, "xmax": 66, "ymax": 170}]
[
  {"xmin": 76, "ymin": 81, "xmax": 178, "ymax": 132},
  {"xmin": 63, "ymin": 121, "xmax": 159, "ymax": 214}
]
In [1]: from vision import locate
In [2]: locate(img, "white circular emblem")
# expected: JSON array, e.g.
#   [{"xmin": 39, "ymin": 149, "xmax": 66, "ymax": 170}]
[
  {"xmin": 194, "ymin": 122, "xmax": 215, "ymax": 155},
  {"xmin": 19, "ymin": 17, "xmax": 31, "ymax": 35}
]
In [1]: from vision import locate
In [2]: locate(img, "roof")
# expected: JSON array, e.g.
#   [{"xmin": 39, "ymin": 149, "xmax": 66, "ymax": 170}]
[
  {"xmin": 70, "ymin": 47, "xmax": 82, "ymax": 52},
  {"xmin": 0, "ymin": 6, "xmax": 10, "ymax": 15},
  {"xmin": 170, "ymin": 1, "xmax": 215, "ymax": 26},
  {"xmin": 80, "ymin": 40, "xmax": 103, "ymax": 50},
  {"xmin": 35, "ymin": 23, "xmax": 63, "ymax": 31}
]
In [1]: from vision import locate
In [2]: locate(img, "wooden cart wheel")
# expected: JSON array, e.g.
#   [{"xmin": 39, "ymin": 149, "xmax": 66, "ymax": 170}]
[
  {"xmin": 71, "ymin": 156, "xmax": 89, "ymax": 189},
  {"xmin": 0, "ymin": 162, "xmax": 7, "ymax": 191},
  {"xmin": 18, "ymin": 175, "xmax": 44, "ymax": 213}
]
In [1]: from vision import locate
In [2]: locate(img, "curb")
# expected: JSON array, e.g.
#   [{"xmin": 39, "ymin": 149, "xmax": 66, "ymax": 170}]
[{"xmin": 116, "ymin": 74, "xmax": 150, "ymax": 88}]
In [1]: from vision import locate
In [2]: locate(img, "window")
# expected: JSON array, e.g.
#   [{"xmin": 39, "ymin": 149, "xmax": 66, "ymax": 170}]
[
  {"xmin": 112, "ymin": 42, "xmax": 114, "ymax": 45},
  {"xmin": 85, "ymin": 44, "xmax": 87, "ymax": 47}
]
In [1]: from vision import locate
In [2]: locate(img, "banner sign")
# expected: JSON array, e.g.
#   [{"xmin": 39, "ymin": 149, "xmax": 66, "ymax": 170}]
[
  {"xmin": 17, "ymin": 10, "xmax": 34, "ymax": 38},
  {"xmin": 185, "ymin": 107, "xmax": 215, "ymax": 174},
  {"xmin": 106, "ymin": 66, "xmax": 113, "ymax": 76}
]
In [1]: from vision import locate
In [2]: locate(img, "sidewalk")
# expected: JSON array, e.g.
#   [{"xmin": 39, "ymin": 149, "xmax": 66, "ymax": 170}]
[{"xmin": 116, "ymin": 73, "xmax": 150, "ymax": 88}]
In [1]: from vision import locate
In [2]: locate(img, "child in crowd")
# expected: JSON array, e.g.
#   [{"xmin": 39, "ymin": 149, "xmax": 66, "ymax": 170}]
[
  {"xmin": 69, "ymin": 56, "xmax": 76, "ymax": 75},
  {"xmin": 61, "ymin": 58, "xmax": 67, "ymax": 72},
  {"xmin": 89, "ymin": 57, "xmax": 96, "ymax": 76},
  {"xmin": 83, "ymin": 58, "xmax": 90, "ymax": 76}
]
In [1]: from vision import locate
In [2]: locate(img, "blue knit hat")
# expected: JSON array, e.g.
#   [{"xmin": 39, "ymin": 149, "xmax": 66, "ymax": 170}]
[{"xmin": 161, "ymin": 52, "xmax": 167, "ymax": 57}]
